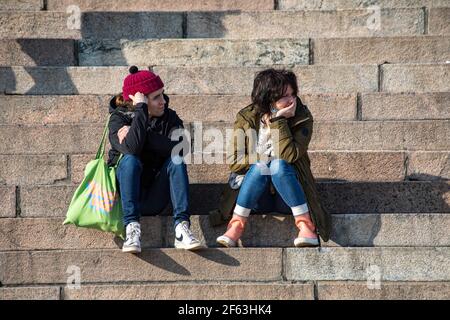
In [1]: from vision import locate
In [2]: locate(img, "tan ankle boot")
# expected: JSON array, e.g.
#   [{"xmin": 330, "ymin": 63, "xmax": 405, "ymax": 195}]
[
  {"xmin": 216, "ymin": 214, "xmax": 247, "ymax": 247},
  {"xmin": 294, "ymin": 213, "xmax": 319, "ymax": 247}
]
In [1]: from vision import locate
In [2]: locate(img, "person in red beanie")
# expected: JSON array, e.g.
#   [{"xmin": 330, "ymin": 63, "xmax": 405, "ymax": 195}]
[{"xmin": 107, "ymin": 66, "xmax": 203, "ymax": 253}]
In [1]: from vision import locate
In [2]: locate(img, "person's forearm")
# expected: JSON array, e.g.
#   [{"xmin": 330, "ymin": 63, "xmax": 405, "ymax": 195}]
[{"xmin": 120, "ymin": 103, "xmax": 148, "ymax": 154}]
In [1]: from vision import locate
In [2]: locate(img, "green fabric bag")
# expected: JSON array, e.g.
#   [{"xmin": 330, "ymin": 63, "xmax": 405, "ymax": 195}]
[{"xmin": 63, "ymin": 115, "xmax": 125, "ymax": 239}]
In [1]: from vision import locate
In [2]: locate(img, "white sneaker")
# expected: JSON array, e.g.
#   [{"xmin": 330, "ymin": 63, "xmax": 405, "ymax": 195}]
[
  {"xmin": 122, "ymin": 222, "xmax": 141, "ymax": 254},
  {"xmin": 294, "ymin": 236, "xmax": 319, "ymax": 247},
  {"xmin": 174, "ymin": 221, "xmax": 203, "ymax": 250},
  {"xmin": 216, "ymin": 235, "xmax": 237, "ymax": 248}
]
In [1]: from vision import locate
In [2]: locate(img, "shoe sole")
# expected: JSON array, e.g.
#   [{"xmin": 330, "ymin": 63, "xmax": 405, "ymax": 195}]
[
  {"xmin": 216, "ymin": 236, "xmax": 236, "ymax": 248},
  {"xmin": 122, "ymin": 246, "xmax": 141, "ymax": 254},
  {"xmin": 294, "ymin": 238, "xmax": 319, "ymax": 247},
  {"xmin": 174, "ymin": 241, "xmax": 204, "ymax": 251}
]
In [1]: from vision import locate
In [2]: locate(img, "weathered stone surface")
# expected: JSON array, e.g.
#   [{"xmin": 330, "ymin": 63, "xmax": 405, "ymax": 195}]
[
  {"xmin": 0, "ymin": 95, "xmax": 109, "ymax": 125},
  {"xmin": 18, "ymin": 180, "xmax": 450, "ymax": 217},
  {"xmin": 187, "ymin": 9, "xmax": 424, "ymax": 39},
  {"xmin": 0, "ymin": 12, "xmax": 80, "ymax": 39},
  {"xmin": 279, "ymin": 0, "xmax": 450, "ymax": 10},
  {"xmin": 0, "ymin": 94, "xmax": 355, "ymax": 125},
  {"xmin": 310, "ymin": 120, "xmax": 450, "ymax": 151},
  {"xmin": 429, "ymin": 7, "xmax": 450, "ymax": 35},
  {"xmin": 0, "ymin": 67, "xmax": 130, "ymax": 95},
  {"xmin": 47, "ymin": 0, "xmax": 275, "ymax": 11},
  {"xmin": 361, "ymin": 93, "xmax": 450, "ymax": 120},
  {"xmin": 0, "ymin": 0, "xmax": 44, "ymax": 11},
  {"xmin": 327, "ymin": 213, "xmax": 450, "ymax": 247},
  {"xmin": 165, "ymin": 214, "xmax": 450, "ymax": 248},
  {"xmin": 63, "ymin": 283, "xmax": 314, "ymax": 300},
  {"xmin": 0, "ymin": 187, "xmax": 16, "ymax": 218},
  {"xmin": 20, "ymin": 185, "xmax": 76, "ymax": 217},
  {"xmin": 308, "ymin": 151, "xmax": 406, "ymax": 182},
  {"xmin": 317, "ymin": 281, "xmax": 450, "ymax": 300},
  {"xmin": 0, "ymin": 125, "xmax": 102, "ymax": 154},
  {"xmin": 318, "ymin": 181, "xmax": 450, "ymax": 214},
  {"xmin": 185, "ymin": 151, "xmax": 406, "ymax": 183},
  {"xmin": 285, "ymin": 247, "xmax": 450, "ymax": 281},
  {"xmin": 382, "ymin": 64, "xmax": 450, "ymax": 93},
  {"xmin": 0, "ymin": 287, "xmax": 60, "ymax": 300},
  {"xmin": 155, "ymin": 65, "xmax": 378, "ymax": 94},
  {"xmin": 0, "ymin": 217, "xmax": 162, "ymax": 251},
  {"xmin": 0, "ymin": 155, "xmax": 67, "ymax": 185},
  {"xmin": 0, "ymin": 39, "xmax": 76, "ymax": 66},
  {"xmin": 0, "ymin": 248, "xmax": 283, "ymax": 285},
  {"xmin": 314, "ymin": 36, "xmax": 450, "ymax": 64},
  {"xmin": 407, "ymin": 152, "xmax": 450, "ymax": 180},
  {"xmin": 200, "ymin": 120, "xmax": 450, "ymax": 152},
  {"xmin": 0, "ymin": 12, "xmax": 183, "ymax": 39},
  {"xmin": 79, "ymin": 39, "xmax": 309, "ymax": 66}
]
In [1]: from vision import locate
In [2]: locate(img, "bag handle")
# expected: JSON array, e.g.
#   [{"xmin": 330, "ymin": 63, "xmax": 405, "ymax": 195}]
[
  {"xmin": 96, "ymin": 115, "xmax": 125, "ymax": 167},
  {"xmin": 96, "ymin": 115, "xmax": 111, "ymax": 160}
]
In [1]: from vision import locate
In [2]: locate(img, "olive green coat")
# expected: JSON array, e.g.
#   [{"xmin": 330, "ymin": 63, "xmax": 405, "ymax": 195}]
[{"xmin": 209, "ymin": 97, "xmax": 332, "ymax": 242}]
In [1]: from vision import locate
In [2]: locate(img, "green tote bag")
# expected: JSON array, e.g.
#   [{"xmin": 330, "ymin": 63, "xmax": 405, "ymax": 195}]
[{"xmin": 63, "ymin": 115, "xmax": 125, "ymax": 239}]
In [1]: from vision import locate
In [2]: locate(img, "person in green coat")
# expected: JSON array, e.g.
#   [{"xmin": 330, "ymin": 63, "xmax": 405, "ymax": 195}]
[{"xmin": 214, "ymin": 69, "xmax": 332, "ymax": 247}]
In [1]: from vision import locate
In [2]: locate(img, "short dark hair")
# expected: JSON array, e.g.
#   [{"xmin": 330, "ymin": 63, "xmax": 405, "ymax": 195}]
[{"xmin": 251, "ymin": 68, "xmax": 299, "ymax": 116}]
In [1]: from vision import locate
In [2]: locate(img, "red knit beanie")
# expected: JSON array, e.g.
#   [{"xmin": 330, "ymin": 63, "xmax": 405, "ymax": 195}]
[{"xmin": 122, "ymin": 66, "xmax": 164, "ymax": 101}]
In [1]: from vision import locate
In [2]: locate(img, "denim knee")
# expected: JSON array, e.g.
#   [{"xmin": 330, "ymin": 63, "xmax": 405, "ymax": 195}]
[
  {"xmin": 269, "ymin": 159, "xmax": 295, "ymax": 179},
  {"xmin": 117, "ymin": 154, "xmax": 143, "ymax": 177},
  {"xmin": 246, "ymin": 161, "xmax": 272, "ymax": 182}
]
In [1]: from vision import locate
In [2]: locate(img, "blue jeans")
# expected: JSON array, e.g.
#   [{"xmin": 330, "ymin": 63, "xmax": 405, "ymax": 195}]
[
  {"xmin": 116, "ymin": 154, "xmax": 190, "ymax": 227},
  {"xmin": 234, "ymin": 159, "xmax": 309, "ymax": 217}
]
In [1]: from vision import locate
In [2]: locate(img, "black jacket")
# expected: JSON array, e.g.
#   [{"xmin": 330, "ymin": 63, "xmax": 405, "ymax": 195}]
[{"xmin": 107, "ymin": 94, "xmax": 185, "ymax": 187}]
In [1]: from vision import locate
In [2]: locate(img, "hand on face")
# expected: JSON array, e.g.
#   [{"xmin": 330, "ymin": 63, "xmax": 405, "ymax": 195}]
[
  {"xmin": 275, "ymin": 97, "xmax": 296, "ymax": 119},
  {"xmin": 128, "ymin": 92, "xmax": 148, "ymax": 106}
]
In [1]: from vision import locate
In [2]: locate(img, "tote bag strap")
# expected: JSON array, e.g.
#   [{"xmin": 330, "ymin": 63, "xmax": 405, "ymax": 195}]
[
  {"xmin": 96, "ymin": 115, "xmax": 125, "ymax": 167},
  {"xmin": 95, "ymin": 114, "xmax": 111, "ymax": 160}
]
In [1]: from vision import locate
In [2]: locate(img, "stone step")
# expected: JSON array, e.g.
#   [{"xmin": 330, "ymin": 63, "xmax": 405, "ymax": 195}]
[
  {"xmin": 2, "ymin": 93, "xmax": 449, "ymax": 124},
  {"xmin": 0, "ymin": 11, "xmax": 183, "ymax": 39},
  {"xmin": 78, "ymin": 38, "xmax": 310, "ymax": 67},
  {"xmin": 0, "ymin": 39, "xmax": 76, "ymax": 66},
  {"xmin": 78, "ymin": 36, "xmax": 450, "ymax": 67},
  {"xmin": 278, "ymin": 0, "xmax": 450, "ymax": 10},
  {"xmin": 195, "ymin": 120, "xmax": 450, "ymax": 152},
  {"xmin": 2, "ymin": 64, "xmax": 449, "ymax": 95},
  {"xmin": 5, "ymin": 36, "xmax": 449, "ymax": 67},
  {"xmin": 156, "ymin": 64, "xmax": 449, "ymax": 94},
  {"xmin": 67, "ymin": 151, "xmax": 449, "ymax": 186},
  {"xmin": 0, "ymin": 0, "xmax": 43, "ymax": 11},
  {"xmin": 1, "ymin": 214, "xmax": 449, "ymax": 251},
  {"xmin": 45, "ymin": 0, "xmax": 275, "ymax": 12},
  {"xmin": 1, "ymin": 247, "xmax": 449, "ymax": 285},
  {"xmin": 0, "ymin": 8, "xmax": 436, "ymax": 40},
  {"xmin": 2, "ymin": 180, "xmax": 447, "ymax": 218},
  {"xmin": 0, "ymin": 120, "xmax": 448, "ymax": 155},
  {"xmin": 186, "ymin": 9, "xmax": 427, "ymax": 39},
  {"xmin": 313, "ymin": 36, "xmax": 450, "ymax": 64},
  {"xmin": 0, "ymin": 150, "xmax": 448, "ymax": 185},
  {"xmin": 2, "ymin": 281, "xmax": 449, "ymax": 300},
  {"xmin": 429, "ymin": 7, "xmax": 450, "ymax": 35}
]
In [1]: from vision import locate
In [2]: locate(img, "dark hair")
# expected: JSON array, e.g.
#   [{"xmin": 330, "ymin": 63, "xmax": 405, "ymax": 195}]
[
  {"xmin": 114, "ymin": 93, "xmax": 134, "ymax": 110},
  {"xmin": 251, "ymin": 68, "xmax": 299, "ymax": 116}
]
